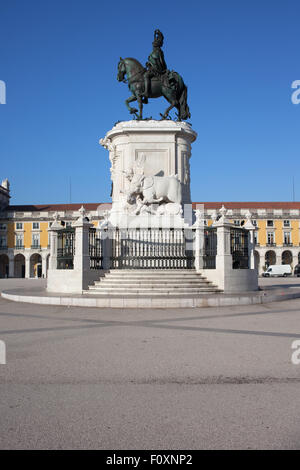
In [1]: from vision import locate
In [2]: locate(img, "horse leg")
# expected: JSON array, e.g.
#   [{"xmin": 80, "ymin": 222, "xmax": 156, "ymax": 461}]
[
  {"xmin": 137, "ymin": 96, "xmax": 143, "ymax": 119},
  {"xmin": 160, "ymin": 101, "xmax": 176, "ymax": 120},
  {"xmin": 125, "ymin": 94, "xmax": 138, "ymax": 116}
]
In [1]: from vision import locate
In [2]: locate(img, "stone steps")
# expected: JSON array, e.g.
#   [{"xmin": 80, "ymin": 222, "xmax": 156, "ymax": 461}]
[
  {"xmin": 87, "ymin": 269, "xmax": 221, "ymax": 297},
  {"xmin": 105, "ymin": 271, "xmax": 206, "ymax": 281},
  {"xmin": 94, "ymin": 280, "xmax": 211, "ymax": 286},
  {"xmin": 87, "ymin": 290, "xmax": 220, "ymax": 296},
  {"xmin": 89, "ymin": 286, "xmax": 217, "ymax": 293},
  {"xmin": 107, "ymin": 269, "xmax": 198, "ymax": 275}
]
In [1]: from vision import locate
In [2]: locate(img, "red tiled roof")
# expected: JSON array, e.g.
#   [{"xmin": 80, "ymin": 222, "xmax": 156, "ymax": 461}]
[
  {"xmin": 192, "ymin": 202, "xmax": 300, "ymax": 210},
  {"xmin": 4, "ymin": 201, "xmax": 300, "ymax": 212},
  {"xmin": 6, "ymin": 203, "xmax": 112, "ymax": 212}
]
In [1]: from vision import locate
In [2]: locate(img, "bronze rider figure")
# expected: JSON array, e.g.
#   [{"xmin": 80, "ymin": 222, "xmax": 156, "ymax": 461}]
[{"xmin": 143, "ymin": 29, "xmax": 167, "ymax": 102}]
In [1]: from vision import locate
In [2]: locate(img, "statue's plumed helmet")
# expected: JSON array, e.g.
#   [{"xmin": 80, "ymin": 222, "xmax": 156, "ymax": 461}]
[{"xmin": 153, "ymin": 29, "xmax": 164, "ymax": 47}]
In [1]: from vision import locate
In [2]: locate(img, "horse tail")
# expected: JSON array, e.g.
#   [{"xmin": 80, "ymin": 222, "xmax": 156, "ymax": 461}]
[{"xmin": 178, "ymin": 84, "xmax": 191, "ymax": 121}]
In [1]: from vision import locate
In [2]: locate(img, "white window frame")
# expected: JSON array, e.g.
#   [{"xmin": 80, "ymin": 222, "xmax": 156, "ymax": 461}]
[
  {"xmin": 15, "ymin": 234, "xmax": 24, "ymax": 247},
  {"xmin": 32, "ymin": 233, "xmax": 40, "ymax": 248},
  {"xmin": 32, "ymin": 222, "xmax": 40, "ymax": 230},
  {"xmin": 283, "ymin": 231, "xmax": 291, "ymax": 245},
  {"xmin": 16, "ymin": 222, "xmax": 23, "ymax": 230},
  {"xmin": 267, "ymin": 231, "xmax": 275, "ymax": 245}
]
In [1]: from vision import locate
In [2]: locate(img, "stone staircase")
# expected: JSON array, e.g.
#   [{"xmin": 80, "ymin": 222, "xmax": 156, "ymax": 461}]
[{"xmin": 86, "ymin": 269, "xmax": 221, "ymax": 297}]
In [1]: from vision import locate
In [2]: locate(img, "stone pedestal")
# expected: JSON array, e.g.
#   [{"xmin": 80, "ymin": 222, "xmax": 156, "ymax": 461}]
[
  {"xmin": 47, "ymin": 208, "xmax": 102, "ymax": 294},
  {"xmin": 100, "ymin": 120, "xmax": 197, "ymax": 228}
]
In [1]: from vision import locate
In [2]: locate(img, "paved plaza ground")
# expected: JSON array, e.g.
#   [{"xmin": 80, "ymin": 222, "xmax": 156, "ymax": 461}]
[{"xmin": 0, "ymin": 278, "xmax": 300, "ymax": 449}]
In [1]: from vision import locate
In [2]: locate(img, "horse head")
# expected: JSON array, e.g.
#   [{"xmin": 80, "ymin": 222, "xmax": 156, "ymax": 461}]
[
  {"xmin": 117, "ymin": 57, "xmax": 126, "ymax": 82},
  {"xmin": 117, "ymin": 57, "xmax": 145, "ymax": 84}
]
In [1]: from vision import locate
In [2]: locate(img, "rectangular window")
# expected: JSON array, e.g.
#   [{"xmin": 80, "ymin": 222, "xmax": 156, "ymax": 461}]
[
  {"xmin": 284, "ymin": 232, "xmax": 291, "ymax": 245},
  {"xmin": 283, "ymin": 220, "xmax": 290, "ymax": 227},
  {"xmin": 252, "ymin": 220, "xmax": 257, "ymax": 226},
  {"xmin": 16, "ymin": 222, "xmax": 23, "ymax": 230},
  {"xmin": 254, "ymin": 231, "xmax": 258, "ymax": 245},
  {"xmin": 0, "ymin": 235, "xmax": 7, "ymax": 247},
  {"xmin": 0, "ymin": 223, "xmax": 7, "ymax": 230},
  {"xmin": 267, "ymin": 232, "xmax": 275, "ymax": 245},
  {"xmin": 32, "ymin": 233, "xmax": 40, "ymax": 248},
  {"xmin": 15, "ymin": 234, "xmax": 23, "ymax": 247},
  {"xmin": 267, "ymin": 220, "xmax": 274, "ymax": 227},
  {"xmin": 234, "ymin": 220, "xmax": 240, "ymax": 226},
  {"xmin": 32, "ymin": 222, "xmax": 39, "ymax": 230}
]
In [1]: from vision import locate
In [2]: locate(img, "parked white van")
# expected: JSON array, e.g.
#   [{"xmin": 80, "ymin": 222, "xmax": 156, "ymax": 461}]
[{"xmin": 262, "ymin": 264, "xmax": 292, "ymax": 277}]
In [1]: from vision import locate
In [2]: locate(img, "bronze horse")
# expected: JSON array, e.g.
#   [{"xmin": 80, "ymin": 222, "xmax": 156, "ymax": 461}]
[{"xmin": 117, "ymin": 57, "xmax": 191, "ymax": 121}]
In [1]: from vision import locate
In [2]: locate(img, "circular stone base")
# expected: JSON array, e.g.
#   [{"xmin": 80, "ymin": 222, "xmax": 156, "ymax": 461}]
[{"xmin": 2, "ymin": 287, "xmax": 300, "ymax": 308}]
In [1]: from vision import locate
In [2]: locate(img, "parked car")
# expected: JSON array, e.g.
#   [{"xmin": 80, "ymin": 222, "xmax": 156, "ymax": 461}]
[
  {"xmin": 262, "ymin": 264, "xmax": 292, "ymax": 277},
  {"xmin": 294, "ymin": 264, "xmax": 300, "ymax": 277}
]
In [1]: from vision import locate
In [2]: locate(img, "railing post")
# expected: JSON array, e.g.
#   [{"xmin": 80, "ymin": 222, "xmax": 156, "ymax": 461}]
[
  {"xmin": 244, "ymin": 211, "xmax": 256, "ymax": 270},
  {"xmin": 193, "ymin": 210, "xmax": 204, "ymax": 271},
  {"xmin": 101, "ymin": 227, "xmax": 112, "ymax": 270},
  {"xmin": 48, "ymin": 213, "xmax": 63, "ymax": 270},
  {"xmin": 213, "ymin": 206, "xmax": 233, "ymax": 289},
  {"xmin": 72, "ymin": 207, "xmax": 93, "ymax": 273}
]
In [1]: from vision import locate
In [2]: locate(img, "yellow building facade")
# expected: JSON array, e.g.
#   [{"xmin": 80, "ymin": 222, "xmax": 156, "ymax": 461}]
[{"xmin": 1, "ymin": 180, "xmax": 300, "ymax": 277}]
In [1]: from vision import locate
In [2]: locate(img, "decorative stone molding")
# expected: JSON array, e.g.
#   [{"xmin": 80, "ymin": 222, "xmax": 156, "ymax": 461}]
[{"xmin": 100, "ymin": 120, "xmax": 197, "ymax": 227}]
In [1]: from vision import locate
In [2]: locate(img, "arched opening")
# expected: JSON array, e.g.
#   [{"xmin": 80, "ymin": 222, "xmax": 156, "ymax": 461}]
[
  {"xmin": 30, "ymin": 254, "xmax": 42, "ymax": 278},
  {"xmin": 0, "ymin": 254, "xmax": 9, "ymax": 278},
  {"xmin": 14, "ymin": 254, "xmax": 25, "ymax": 278},
  {"xmin": 282, "ymin": 250, "xmax": 293, "ymax": 266},
  {"xmin": 254, "ymin": 251, "xmax": 260, "ymax": 271},
  {"xmin": 265, "ymin": 250, "xmax": 276, "ymax": 268}
]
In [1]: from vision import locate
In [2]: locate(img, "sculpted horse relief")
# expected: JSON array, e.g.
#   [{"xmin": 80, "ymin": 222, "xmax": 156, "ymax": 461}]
[
  {"xmin": 136, "ymin": 174, "xmax": 182, "ymax": 205},
  {"xmin": 123, "ymin": 155, "xmax": 182, "ymax": 215}
]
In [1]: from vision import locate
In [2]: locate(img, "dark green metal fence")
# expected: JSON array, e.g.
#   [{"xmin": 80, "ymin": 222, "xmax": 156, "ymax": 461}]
[
  {"xmin": 230, "ymin": 228, "xmax": 249, "ymax": 269},
  {"xmin": 57, "ymin": 228, "xmax": 75, "ymax": 269}
]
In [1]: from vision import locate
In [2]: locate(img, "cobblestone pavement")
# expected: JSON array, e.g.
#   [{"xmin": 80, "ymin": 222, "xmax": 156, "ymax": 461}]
[{"xmin": 0, "ymin": 278, "xmax": 299, "ymax": 449}]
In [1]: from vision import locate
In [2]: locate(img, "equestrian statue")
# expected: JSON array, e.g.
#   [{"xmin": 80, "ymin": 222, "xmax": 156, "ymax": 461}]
[{"xmin": 117, "ymin": 30, "xmax": 191, "ymax": 121}]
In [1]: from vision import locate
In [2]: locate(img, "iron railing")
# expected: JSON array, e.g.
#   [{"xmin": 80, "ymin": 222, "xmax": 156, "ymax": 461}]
[
  {"xmin": 57, "ymin": 228, "xmax": 75, "ymax": 269},
  {"xmin": 203, "ymin": 227, "xmax": 217, "ymax": 269},
  {"xmin": 230, "ymin": 227, "xmax": 249, "ymax": 269},
  {"xmin": 111, "ymin": 228, "xmax": 195, "ymax": 269},
  {"xmin": 89, "ymin": 228, "xmax": 103, "ymax": 269}
]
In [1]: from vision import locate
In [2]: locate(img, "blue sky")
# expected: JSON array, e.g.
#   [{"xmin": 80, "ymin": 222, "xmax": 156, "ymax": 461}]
[{"xmin": 0, "ymin": 0, "xmax": 299, "ymax": 205}]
